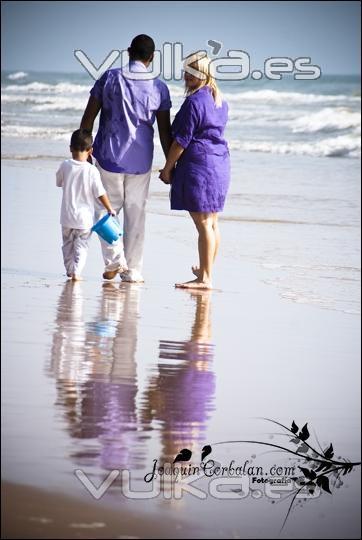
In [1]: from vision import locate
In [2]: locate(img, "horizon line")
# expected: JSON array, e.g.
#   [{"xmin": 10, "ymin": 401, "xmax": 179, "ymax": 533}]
[{"xmin": 1, "ymin": 69, "xmax": 361, "ymax": 78}]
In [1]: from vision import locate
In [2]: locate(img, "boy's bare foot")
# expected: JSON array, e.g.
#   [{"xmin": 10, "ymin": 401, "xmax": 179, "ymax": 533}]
[
  {"xmin": 71, "ymin": 274, "xmax": 82, "ymax": 281},
  {"xmin": 103, "ymin": 268, "xmax": 120, "ymax": 280},
  {"xmin": 175, "ymin": 278, "xmax": 212, "ymax": 290},
  {"xmin": 103, "ymin": 265, "xmax": 128, "ymax": 280}
]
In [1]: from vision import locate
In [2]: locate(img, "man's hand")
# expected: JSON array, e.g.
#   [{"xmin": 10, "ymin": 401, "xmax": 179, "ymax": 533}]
[
  {"xmin": 80, "ymin": 96, "xmax": 101, "ymax": 131},
  {"xmin": 159, "ymin": 167, "xmax": 172, "ymax": 184}
]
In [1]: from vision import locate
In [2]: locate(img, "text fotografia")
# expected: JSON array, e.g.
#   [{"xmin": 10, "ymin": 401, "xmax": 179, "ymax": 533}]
[
  {"xmin": 74, "ymin": 420, "xmax": 360, "ymax": 532},
  {"xmin": 144, "ymin": 458, "xmax": 296, "ymax": 483},
  {"xmin": 74, "ymin": 42, "xmax": 321, "ymax": 81}
]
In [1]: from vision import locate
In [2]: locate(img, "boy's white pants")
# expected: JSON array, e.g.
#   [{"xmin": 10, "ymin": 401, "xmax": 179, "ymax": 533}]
[
  {"xmin": 61, "ymin": 227, "xmax": 91, "ymax": 276},
  {"xmin": 95, "ymin": 162, "xmax": 152, "ymax": 277}
]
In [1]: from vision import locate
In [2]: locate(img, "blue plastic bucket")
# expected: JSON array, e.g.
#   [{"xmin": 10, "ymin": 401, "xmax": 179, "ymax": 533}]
[
  {"xmin": 87, "ymin": 320, "xmax": 117, "ymax": 338},
  {"xmin": 91, "ymin": 214, "xmax": 123, "ymax": 245}
]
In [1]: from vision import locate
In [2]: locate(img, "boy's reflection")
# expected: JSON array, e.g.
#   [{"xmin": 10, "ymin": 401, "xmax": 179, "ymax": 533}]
[
  {"xmin": 49, "ymin": 281, "xmax": 141, "ymax": 471},
  {"xmin": 140, "ymin": 290, "xmax": 215, "ymax": 464},
  {"xmin": 50, "ymin": 284, "xmax": 216, "ymax": 475}
]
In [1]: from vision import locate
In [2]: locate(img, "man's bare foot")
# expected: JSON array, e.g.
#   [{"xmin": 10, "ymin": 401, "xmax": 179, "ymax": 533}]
[
  {"xmin": 120, "ymin": 269, "xmax": 144, "ymax": 283},
  {"xmin": 71, "ymin": 274, "xmax": 82, "ymax": 281},
  {"xmin": 192, "ymin": 265, "xmax": 200, "ymax": 278},
  {"xmin": 175, "ymin": 278, "xmax": 212, "ymax": 290}
]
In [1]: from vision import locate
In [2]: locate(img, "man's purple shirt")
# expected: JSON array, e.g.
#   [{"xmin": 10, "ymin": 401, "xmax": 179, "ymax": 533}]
[{"xmin": 90, "ymin": 61, "xmax": 172, "ymax": 174}]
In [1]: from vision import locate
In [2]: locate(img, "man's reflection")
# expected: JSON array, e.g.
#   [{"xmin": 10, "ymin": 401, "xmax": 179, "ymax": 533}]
[
  {"xmin": 49, "ymin": 284, "xmax": 216, "ymax": 476},
  {"xmin": 49, "ymin": 281, "xmax": 141, "ymax": 471},
  {"xmin": 140, "ymin": 290, "xmax": 215, "ymax": 464}
]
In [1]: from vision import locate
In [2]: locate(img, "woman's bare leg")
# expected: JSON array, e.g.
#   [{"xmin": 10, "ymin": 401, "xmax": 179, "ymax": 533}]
[
  {"xmin": 192, "ymin": 213, "xmax": 219, "ymax": 278},
  {"xmin": 213, "ymin": 213, "xmax": 220, "ymax": 260},
  {"xmin": 176, "ymin": 212, "xmax": 217, "ymax": 289}
]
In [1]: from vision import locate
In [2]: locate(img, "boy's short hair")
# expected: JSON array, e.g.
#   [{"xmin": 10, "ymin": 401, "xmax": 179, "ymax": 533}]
[
  {"xmin": 128, "ymin": 34, "xmax": 155, "ymax": 61},
  {"xmin": 70, "ymin": 129, "xmax": 93, "ymax": 152}
]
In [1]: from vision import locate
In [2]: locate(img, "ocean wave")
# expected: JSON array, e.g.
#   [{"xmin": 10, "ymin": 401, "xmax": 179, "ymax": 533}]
[
  {"xmin": 3, "ymin": 81, "xmax": 361, "ymax": 106},
  {"xmin": 4, "ymin": 80, "xmax": 185, "ymax": 97},
  {"xmin": 2, "ymin": 124, "xmax": 360, "ymax": 158},
  {"xmin": 2, "ymin": 95, "xmax": 44, "ymax": 104},
  {"xmin": 291, "ymin": 107, "xmax": 361, "ymax": 134},
  {"xmin": 163, "ymin": 85, "xmax": 360, "ymax": 107},
  {"xmin": 31, "ymin": 98, "xmax": 86, "ymax": 112},
  {"xmin": 2, "ymin": 93, "xmax": 87, "ymax": 111},
  {"xmin": 222, "ymin": 89, "xmax": 361, "ymax": 105},
  {"xmin": 7, "ymin": 71, "xmax": 28, "ymax": 80},
  {"xmin": 2, "ymin": 154, "xmax": 66, "ymax": 161},
  {"xmin": 227, "ymin": 109, "xmax": 299, "ymax": 125},
  {"xmin": 229, "ymin": 134, "xmax": 361, "ymax": 158},
  {"xmin": 3, "ymin": 82, "xmax": 90, "ymax": 94},
  {"xmin": 1, "ymin": 94, "xmax": 87, "ymax": 112},
  {"xmin": 1, "ymin": 124, "xmax": 70, "ymax": 140}
]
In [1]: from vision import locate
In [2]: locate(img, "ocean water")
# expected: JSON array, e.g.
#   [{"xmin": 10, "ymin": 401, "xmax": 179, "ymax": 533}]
[
  {"xmin": 1, "ymin": 70, "xmax": 361, "ymax": 314},
  {"xmin": 2, "ymin": 70, "xmax": 360, "ymax": 159}
]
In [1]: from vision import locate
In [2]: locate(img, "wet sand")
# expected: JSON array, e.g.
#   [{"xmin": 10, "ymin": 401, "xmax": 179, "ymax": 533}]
[
  {"xmin": 1, "ymin": 481, "xmax": 192, "ymax": 539},
  {"xmin": 2, "ymin": 160, "xmax": 361, "ymax": 539}
]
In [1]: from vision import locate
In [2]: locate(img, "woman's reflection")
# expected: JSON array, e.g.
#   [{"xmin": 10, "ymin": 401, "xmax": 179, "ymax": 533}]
[{"xmin": 140, "ymin": 290, "xmax": 215, "ymax": 464}]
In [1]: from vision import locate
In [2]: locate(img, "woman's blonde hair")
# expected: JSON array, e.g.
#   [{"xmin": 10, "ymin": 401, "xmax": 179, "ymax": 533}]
[{"xmin": 184, "ymin": 52, "xmax": 222, "ymax": 107}]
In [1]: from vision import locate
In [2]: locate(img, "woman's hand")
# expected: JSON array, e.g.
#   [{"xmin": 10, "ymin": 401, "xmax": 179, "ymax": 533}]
[
  {"xmin": 159, "ymin": 167, "xmax": 173, "ymax": 185},
  {"xmin": 159, "ymin": 141, "xmax": 185, "ymax": 185}
]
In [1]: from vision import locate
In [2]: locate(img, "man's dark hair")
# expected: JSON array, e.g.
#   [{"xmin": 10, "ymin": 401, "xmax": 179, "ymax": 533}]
[
  {"xmin": 70, "ymin": 129, "xmax": 93, "ymax": 152},
  {"xmin": 128, "ymin": 34, "xmax": 155, "ymax": 61}
]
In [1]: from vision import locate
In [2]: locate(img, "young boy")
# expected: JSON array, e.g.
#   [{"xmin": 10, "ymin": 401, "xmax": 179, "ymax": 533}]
[{"xmin": 56, "ymin": 129, "xmax": 115, "ymax": 281}]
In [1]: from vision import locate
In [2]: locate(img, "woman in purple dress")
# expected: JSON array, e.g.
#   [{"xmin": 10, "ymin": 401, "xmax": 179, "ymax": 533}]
[{"xmin": 159, "ymin": 53, "xmax": 230, "ymax": 289}]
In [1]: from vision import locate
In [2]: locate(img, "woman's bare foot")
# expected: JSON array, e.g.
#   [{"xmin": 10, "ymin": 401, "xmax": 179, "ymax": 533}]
[
  {"xmin": 71, "ymin": 274, "xmax": 82, "ymax": 281},
  {"xmin": 192, "ymin": 265, "xmax": 200, "ymax": 278},
  {"xmin": 175, "ymin": 278, "xmax": 212, "ymax": 290}
]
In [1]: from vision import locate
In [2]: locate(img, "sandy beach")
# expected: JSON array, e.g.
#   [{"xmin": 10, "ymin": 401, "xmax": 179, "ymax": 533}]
[
  {"xmin": 2, "ymin": 157, "xmax": 361, "ymax": 538},
  {"xmin": 1, "ymin": 481, "xmax": 194, "ymax": 539}
]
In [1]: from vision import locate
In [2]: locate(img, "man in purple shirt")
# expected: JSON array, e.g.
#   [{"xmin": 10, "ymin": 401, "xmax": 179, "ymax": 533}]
[{"xmin": 81, "ymin": 35, "xmax": 172, "ymax": 282}]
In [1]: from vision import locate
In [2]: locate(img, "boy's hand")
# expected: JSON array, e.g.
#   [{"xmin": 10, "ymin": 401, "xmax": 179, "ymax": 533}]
[{"xmin": 108, "ymin": 208, "xmax": 116, "ymax": 216}]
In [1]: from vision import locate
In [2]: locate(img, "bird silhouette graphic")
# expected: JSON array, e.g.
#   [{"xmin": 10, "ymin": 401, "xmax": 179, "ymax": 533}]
[
  {"xmin": 173, "ymin": 448, "xmax": 192, "ymax": 463},
  {"xmin": 201, "ymin": 445, "xmax": 212, "ymax": 461}
]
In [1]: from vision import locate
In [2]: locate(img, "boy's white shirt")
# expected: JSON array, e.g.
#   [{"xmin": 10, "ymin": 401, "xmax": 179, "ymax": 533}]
[{"xmin": 56, "ymin": 159, "xmax": 105, "ymax": 229}]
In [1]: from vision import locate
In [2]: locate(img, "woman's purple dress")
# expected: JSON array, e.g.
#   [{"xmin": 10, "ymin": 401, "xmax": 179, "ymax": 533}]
[{"xmin": 171, "ymin": 85, "xmax": 230, "ymax": 212}]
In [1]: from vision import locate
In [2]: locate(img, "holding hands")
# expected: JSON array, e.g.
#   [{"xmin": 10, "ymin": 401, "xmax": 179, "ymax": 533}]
[
  {"xmin": 159, "ymin": 166, "xmax": 173, "ymax": 185},
  {"xmin": 159, "ymin": 140, "xmax": 185, "ymax": 185}
]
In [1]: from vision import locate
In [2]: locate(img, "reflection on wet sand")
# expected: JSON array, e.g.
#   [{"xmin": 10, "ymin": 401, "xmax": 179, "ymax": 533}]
[
  {"xmin": 49, "ymin": 281, "xmax": 142, "ymax": 471},
  {"xmin": 140, "ymin": 291, "xmax": 215, "ymax": 464},
  {"xmin": 49, "ymin": 283, "xmax": 216, "ymax": 479}
]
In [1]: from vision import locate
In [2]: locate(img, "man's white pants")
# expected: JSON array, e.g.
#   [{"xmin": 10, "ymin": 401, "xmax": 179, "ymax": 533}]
[
  {"xmin": 61, "ymin": 227, "xmax": 91, "ymax": 276},
  {"xmin": 96, "ymin": 162, "xmax": 152, "ymax": 276}
]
